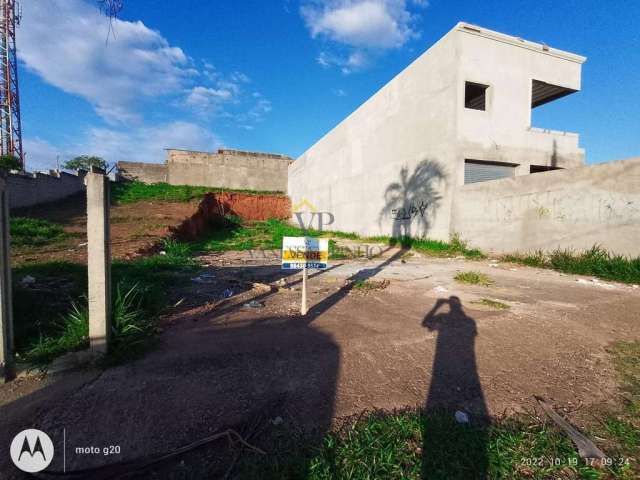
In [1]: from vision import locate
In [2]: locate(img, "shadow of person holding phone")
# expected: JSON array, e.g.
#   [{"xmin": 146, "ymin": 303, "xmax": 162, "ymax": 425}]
[{"xmin": 421, "ymin": 296, "xmax": 489, "ymax": 479}]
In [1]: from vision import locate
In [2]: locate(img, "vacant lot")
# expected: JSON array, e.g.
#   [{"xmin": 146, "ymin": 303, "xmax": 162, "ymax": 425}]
[
  {"xmin": 1, "ymin": 245, "xmax": 639, "ymax": 478},
  {"xmin": 11, "ymin": 193, "xmax": 200, "ymax": 265}
]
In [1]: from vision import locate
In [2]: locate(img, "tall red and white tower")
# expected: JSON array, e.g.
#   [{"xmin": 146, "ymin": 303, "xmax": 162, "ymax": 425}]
[{"xmin": 0, "ymin": 0, "xmax": 22, "ymax": 168}]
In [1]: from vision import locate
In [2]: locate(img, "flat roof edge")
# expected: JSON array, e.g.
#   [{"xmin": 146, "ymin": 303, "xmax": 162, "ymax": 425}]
[{"xmin": 455, "ymin": 22, "xmax": 587, "ymax": 64}]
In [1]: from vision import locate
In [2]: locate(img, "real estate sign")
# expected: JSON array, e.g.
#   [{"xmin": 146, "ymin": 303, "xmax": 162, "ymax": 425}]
[{"xmin": 282, "ymin": 236, "xmax": 329, "ymax": 270}]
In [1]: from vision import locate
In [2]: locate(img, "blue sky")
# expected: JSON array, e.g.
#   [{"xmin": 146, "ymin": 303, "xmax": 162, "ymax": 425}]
[{"xmin": 19, "ymin": 0, "xmax": 640, "ymax": 171}]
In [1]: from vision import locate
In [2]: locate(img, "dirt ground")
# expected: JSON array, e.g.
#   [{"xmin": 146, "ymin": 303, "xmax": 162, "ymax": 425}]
[
  {"xmin": 1, "ymin": 247, "xmax": 639, "ymax": 477},
  {"xmin": 11, "ymin": 195, "xmax": 200, "ymax": 265}
]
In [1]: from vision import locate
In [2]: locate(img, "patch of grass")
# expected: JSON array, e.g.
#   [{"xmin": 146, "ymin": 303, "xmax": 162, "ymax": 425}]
[
  {"xmin": 14, "ymin": 239, "xmax": 197, "ymax": 364},
  {"xmin": 472, "ymin": 298, "xmax": 510, "ymax": 310},
  {"xmin": 194, "ymin": 218, "xmax": 485, "ymax": 262},
  {"xmin": 367, "ymin": 232, "xmax": 485, "ymax": 259},
  {"xmin": 454, "ymin": 271, "xmax": 494, "ymax": 287},
  {"xmin": 24, "ymin": 301, "xmax": 89, "ymax": 365},
  {"xmin": 503, "ymin": 246, "xmax": 640, "ymax": 284},
  {"xmin": 24, "ymin": 282, "xmax": 159, "ymax": 366},
  {"xmin": 352, "ymin": 279, "xmax": 389, "ymax": 291},
  {"xmin": 602, "ymin": 341, "xmax": 640, "ymax": 461},
  {"xmin": 237, "ymin": 408, "xmax": 625, "ymax": 479},
  {"xmin": 10, "ymin": 217, "xmax": 67, "ymax": 246},
  {"xmin": 111, "ymin": 181, "xmax": 283, "ymax": 204}
]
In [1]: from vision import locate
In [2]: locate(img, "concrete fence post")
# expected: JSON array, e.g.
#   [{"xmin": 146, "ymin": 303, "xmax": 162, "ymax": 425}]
[
  {"xmin": 0, "ymin": 175, "xmax": 14, "ymax": 382},
  {"xmin": 86, "ymin": 168, "xmax": 111, "ymax": 354}
]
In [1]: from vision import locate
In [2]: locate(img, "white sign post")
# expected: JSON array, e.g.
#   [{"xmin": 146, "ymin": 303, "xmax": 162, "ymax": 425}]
[{"xmin": 282, "ymin": 236, "xmax": 328, "ymax": 315}]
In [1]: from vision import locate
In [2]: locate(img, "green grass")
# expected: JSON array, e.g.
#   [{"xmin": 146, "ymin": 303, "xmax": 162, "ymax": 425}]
[
  {"xmin": 14, "ymin": 240, "xmax": 197, "ymax": 365},
  {"xmin": 111, "ymin": 181, "xmax": 284, "ymax": 204},
  {"xmin": 601, "ymin": 341, "xmax": 640, "ymax": 459},
  {"xmin": 352, "ymin": 279, "xmax": 389, "ymax": 291},
  {"xmin": 192, "ymin": 217, "xmax": 484, "ymax": 262},
  {"xmin": 454, "ymin": 271, "xmax": 495, "ymax": 287},
  {"xmin": 10, "ymin": 217, "xmax": 67, "ymax": 246},
  {"xmin": 237, "ymin": 342, "xmax": 640, "ymax": 479},
  {"xmin": 503, "ymin": 246, "xmax": 640, "ymax": 284},
  {"xmin": 365, "ymin": 232, "xmax": 485, "ymax": 259},
  {"xmin": 472, "ymin": 298, "xmax": 510, "ymax": 310},
  {"xmin": 238, "ymin": 409, "xmax": 630, "ymax": 479}
]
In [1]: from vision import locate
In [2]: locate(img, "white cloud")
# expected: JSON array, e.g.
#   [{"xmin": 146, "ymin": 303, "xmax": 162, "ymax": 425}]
[
  {"xmin": 19, "ymin": 0, "xmax": 195, "ymax": 124},
  {"xmin": 77, "ymin": 122, "xmax": 222, "ymax": 164},
  {"xmin": 23, "ymin": 137, "xmax": 63, "ymax": 172},
  {"xmin": 301, "ymin": 0, "xmax": 427, "ymax": 72},
  {"xmin": 318, "ymin": 50, "xmax": 368, "ymax": 73},
  {"xmin": 25, "ymin": 122, "xmax": 222, "ymax": 171}
]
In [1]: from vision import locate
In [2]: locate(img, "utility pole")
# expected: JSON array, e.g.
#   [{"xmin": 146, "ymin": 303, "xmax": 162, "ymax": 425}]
[{"xmin": 0, "ymin": 0, "xmax": 23, "ymax": 169}]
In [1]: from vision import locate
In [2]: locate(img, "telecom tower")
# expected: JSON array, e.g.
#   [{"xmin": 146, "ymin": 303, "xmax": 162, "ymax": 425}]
[{"xmin": 0, "ymin": 0, "xmax": 22, "ymax": 169}]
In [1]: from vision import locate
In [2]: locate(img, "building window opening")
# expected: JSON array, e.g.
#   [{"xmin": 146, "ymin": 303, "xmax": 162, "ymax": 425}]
[{"xmin": 465, "ymin": 82, "xmax": 489, "ymax": 110}]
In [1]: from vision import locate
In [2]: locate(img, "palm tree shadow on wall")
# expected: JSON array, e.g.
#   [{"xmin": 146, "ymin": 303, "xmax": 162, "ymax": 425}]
[
  {"xmin": 421, "ymin": 296, "xmax": 489, "ymax": 479},
  {"xmin": 379, "ymin": 159, "xmax": 446, "ymax": 239}
]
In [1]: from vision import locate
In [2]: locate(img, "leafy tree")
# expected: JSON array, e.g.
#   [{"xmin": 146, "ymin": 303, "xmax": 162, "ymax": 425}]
[
  {"xmin": 0, "ymin": 154, "xmax": 21, "ymax": 171},
  {"xmin": 63, "ymin": 155, "xmax": 107, "ymax": 171}
]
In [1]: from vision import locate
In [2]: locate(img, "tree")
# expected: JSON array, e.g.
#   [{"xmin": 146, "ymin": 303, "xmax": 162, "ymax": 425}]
[
  {"xmin": 0, "ymin": 154, "xmax": 21, "ymax": 171},
  {"xmin": 63, "ymin": 155, "xmax": 107, "ymax": 171}
]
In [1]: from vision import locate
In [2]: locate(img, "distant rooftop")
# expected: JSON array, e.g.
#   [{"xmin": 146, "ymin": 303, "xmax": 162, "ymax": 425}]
[{"xmin": 166, "ymin": 148, "xmax": 292, "ymax": 160}]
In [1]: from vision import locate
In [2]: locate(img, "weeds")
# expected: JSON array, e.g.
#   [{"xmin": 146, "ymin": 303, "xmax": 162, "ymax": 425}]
[
  {"xmin": 352, "ymin": 279, "xmax": 390, "ymax": 291},
  {"xmin": 10, "ymin": 217, "xmax": 67, "ymax": 246},
  {"xmin": 111, "ymin": 181, "xmax": 283, "ymax": 204},
  {"xmin": 454, "ymin": 271, "xmax": 494, "ymax": 286},
  {"xmin": 472, "ymin": 298, "xmax": 510, "ymax": 310},
  {"xmin": 503, "ymin": 245, "xmax": 640, "ymax": 284},
  {"xmin": 25, "ymin": 302, "xmax": 89, "ymax": 365}
]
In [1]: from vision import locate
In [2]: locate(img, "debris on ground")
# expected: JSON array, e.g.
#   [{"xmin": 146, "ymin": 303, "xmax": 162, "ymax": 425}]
[
  {"xmin": 243, "ymin": 300, "xmax": 265, "ymax": 309},
  {"xmin": 535, "ymin": 396, "xmax": 606, "ymax": 465},
  {"xmin": 252, "ymin": 282, "xmax": 273, "ymax": 293},
  {"xmin": 19, "ymin": 275, "xmax": 36, "ymax": 287},
  {"xmin": 222, "ymin": 288, "xmax": 234, "ymax": 298},
  {"xmin": 454, "ymin": 410, "xmax": 470, "ymax": 423},
  {"xmin": 432, "ymin": 285, "xmax": 448, "ymax": 293},
  {"xmin": 191, "ymin": 273, "xmax": 216, "ymax": 284},
  {"xmin": 576, "ymin": 278, "xmax": 616, "ymax": 289}
]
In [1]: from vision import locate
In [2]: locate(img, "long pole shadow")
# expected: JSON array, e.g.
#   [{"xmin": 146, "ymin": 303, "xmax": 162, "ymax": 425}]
[{"xmin": 421, "ymin": 296, "xmax": 489, "ymax": 479}]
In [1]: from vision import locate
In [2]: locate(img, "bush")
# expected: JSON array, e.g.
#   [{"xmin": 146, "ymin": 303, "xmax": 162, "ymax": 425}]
[{"xmin": 0, "ymin": 154, "xmax": 21, "ymax": 171}]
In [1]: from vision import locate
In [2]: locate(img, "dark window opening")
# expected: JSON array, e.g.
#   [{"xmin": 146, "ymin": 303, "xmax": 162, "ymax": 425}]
[
  {"xmin": 464, "ymin": 159, "xmax": 517, "ymax": 184},
  {"xmin": 531, "ymin": 80, "xmax": 576, "ymax": 108},
  {"xmin": 530, "ymin": 165, "xmax": 562, "ymax": 174},
  {"xmin": 465, "ymin": 82, "xmax": 489, "ymax": 110}
]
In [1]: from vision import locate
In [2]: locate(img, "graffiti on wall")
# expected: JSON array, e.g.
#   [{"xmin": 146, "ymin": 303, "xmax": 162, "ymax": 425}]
[{"xmin": 391, "ymin": 200, "xmax": 429, "ymax": 221}]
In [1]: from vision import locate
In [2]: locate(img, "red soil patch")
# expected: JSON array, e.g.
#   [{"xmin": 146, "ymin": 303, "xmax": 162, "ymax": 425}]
[{"xmin": 171, "ymin": 192, "xmax": 290, "ymax": 241}]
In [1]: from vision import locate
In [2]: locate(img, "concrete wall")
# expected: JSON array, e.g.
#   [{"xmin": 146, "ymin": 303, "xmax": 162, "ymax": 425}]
[
  {"xmin": 118, "ymin": 149, "xmax": 291, "ymax": 192},
  {"xmin": 7, "ymin": 170, "xmax": 86, "ymax": 209},
  {"xmin": 117, "ymin": 161, "xmax": 168, "ymax": 183},
  {"xmin": 289, "ymin": 27, "xmax": 459, "ymax": 240},
  {"xmin": 289, "ymin": 22, "xmax": 586, "ymax": 240},
  {"xmin": 167, "ymin": 149, "xmax": 291, "ymax": 192},
  {"xmin": 455, "ymin": 25, "xmax": 585, "ymax": 182},
  {"xmin": 451, "ymin": 158, "xmax": 640, "ymax": 256}
]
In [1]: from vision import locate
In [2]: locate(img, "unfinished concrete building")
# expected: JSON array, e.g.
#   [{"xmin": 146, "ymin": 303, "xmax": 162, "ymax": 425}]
[
  {"xmin": 119, "ymin": 149, "xmax": 292, "ymax": 192},
  {"xmin": 289, "ymin": 22, "xmax": 590, "ymax": 244}
]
